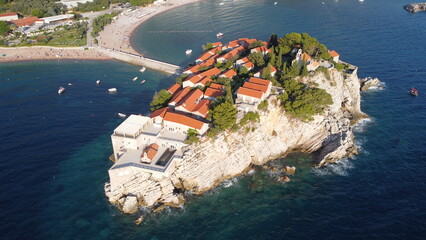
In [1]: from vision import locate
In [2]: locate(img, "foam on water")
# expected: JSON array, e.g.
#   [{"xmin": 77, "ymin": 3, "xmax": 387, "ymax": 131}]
[{"xmin": 312, "ymin": 158, "xmax": 355, "ymax": 176}]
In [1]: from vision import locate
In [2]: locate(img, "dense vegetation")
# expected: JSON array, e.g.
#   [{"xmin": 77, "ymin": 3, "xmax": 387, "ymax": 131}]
[
  {"xmin": 0, "ymin": 0, "xmax": 65, "ymax": 17},
  {"xmin": 91, "ymin": 12, "xmax": 118, "ymax": 37},
  {"xmin": 72, "ymin": 0, "xmax": 126, "ymax": 12},
  {"xmin": 149, "ymin": 89, "xmax": 172, "ymax": 111},
  {"xmin": 0, "ymin": 20, "xmax": 10, "ymax": 36}
]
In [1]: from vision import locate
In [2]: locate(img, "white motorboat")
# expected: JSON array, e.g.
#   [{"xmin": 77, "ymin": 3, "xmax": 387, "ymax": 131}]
[
  {"xmin": 139, "ymin": 67, "xmax": 146, "ymax": 73},
  {"xmin": 96, "ymin": 80, "xmax": 101, "ymax": 85},
  {"xmin": 217, "ymin": 32, "xmax": 224, "ymax": 38},
  {"xmin": 185, "ymin": 49, "xmax": 192, "ymax": 55},
  {"xmin": 219, "ymin": 2, "xmax": 224, "ymax": 5},
  {"xmin": 58, "ymin": 87, "xmax": 65, "ymax": 94},
  {"xmin": 140, "ymin": 80, "xmax": 146, "ymax": 84},
  {"xmin": 108, "ymin": 88, "xmax": 117, "ymax": 93},
  {"xmin": 118, "ymin": 113, "xmax": 126, "ymax": 118},
  {"xmin": 132, "ymin": 76, "xmax": 138, "ymax": 81},
  {"xmin": 68, "ymin": 83, "xmax": 72, "ymax": 86},
  {"xmin": 274, "ymin": 2, "xmax": 278, "ymax": 5}
]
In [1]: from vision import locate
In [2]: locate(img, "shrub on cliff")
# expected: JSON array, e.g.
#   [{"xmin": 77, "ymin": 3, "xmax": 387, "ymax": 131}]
[
  {"xmin": 150, "ymin": 89, "xmax": 172, "ymax": 111},
  {"xmin": 210, "ymin": 101, "xmax": 237, "ymax": 130},
  {"xmin": 0, "ymin": 21, "xmax": 10, "ymax": 36},
  {"xmin": 185, "ymin": 129, "xmax": 200, "ymax": 144},
  {"xmin": 282, "ymin": 79, "xmax": 333, "ymax": 121},
  {"xmin": 239, "ymin": 111, "xmax": 260, "ymax": 126}
]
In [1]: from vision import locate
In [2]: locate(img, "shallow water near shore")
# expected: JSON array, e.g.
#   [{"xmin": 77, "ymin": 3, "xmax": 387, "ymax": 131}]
[{"xmin": 1, "ymin": 0, "xmax": 426, "ymax": 239}]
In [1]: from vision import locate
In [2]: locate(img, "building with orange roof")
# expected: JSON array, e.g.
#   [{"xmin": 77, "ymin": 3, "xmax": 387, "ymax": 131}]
[
  {"xmin": 196, "ymin": 51, "xmax": 215, "ymax": 64},
  {"xmin": 247, "ymin": 77, "xmax": 271, "ymax": 95},
  {"xmin": 204, "ymin": 87, "xmax": 224, "ymax": 101},
  {"xmin": 222, "ymin": 39, "xmax": 240, "ymax": 50},
  {"xmin": 192, "ymin": 99, "xmax": 212, "ymax": 118},
  {"xmin": 198, "ymin": 67, "xmax": 221, "ymax": 78},
  {"xmin": 219, "ymin": 69, "xmax": 237, "ymax": 79},
  {"xmin": 175, "ymin": 89, "xmax": 204, "ymax": 114},
  {"xmin": 183, "ymin": 64, "xmax": 201, "ymax": 75},
  {"xmin": 182, "ymin": 75, "xmax": 202, "ymax": 88},
  {"xmin": 169, "ymin": 87, "xmax": 192, "ymax": 107},
  {"xmin": 0, "ymin": 12, "xmax": 19, "ymax": 21},
  {"xmin": 250, "ymin": 46, "xmax": 272, "ymax": 56},
  {"xmin": 194, "ymin": 76, "xmax": 213, "ymax": 88},
  {"xmin": 209, "ymin": 83, "xmax": 224, "ymax": 90},
  {"xmin": 235, "ymin": 77, "xmax": 272, "ymax": 111},
  {"xmin": 140, "ymin": 143, "xmax": 159, "ymax": 163},
  {"xmin": 254, "ymin": 65, "xmax": 277, "ymax": 78},
  {"xmin": 150, "ymin": 107, "xmax": 170, "ymax": 123},
  {"xmin": 163, "ymin": 111, "xmax": 209, "ymax": 135},
  {"xmin": 211, "ymin": 42, "xmax": 222, "ymax": 47},
  {"xmin": 216, "ymin": 46, "xmax": 245, "ymax": 63},
  {"xmin": 236, "ymin": 57, "xmax": 250, "ymax": 68},
  {"xmin": 294, "ymin": 49, "xmax": 320, "ymax": 72},
  {"xmin": 329, "ymin": 50, "xmax": 340, "ymax": 62},
  {"xmin": 242, "ymin": 61, "xmax": 255, "ymax": 71},
  {"xmin": 243, "ymin": 82, "xmax": 269, "ymax": 93},
  {"xmin": 11, "ymin": 16, "xmax": 39, "ymax": 27},
  {"xmin": 167, "ymin": 83, "xmax": 182, "ymax": 96}
]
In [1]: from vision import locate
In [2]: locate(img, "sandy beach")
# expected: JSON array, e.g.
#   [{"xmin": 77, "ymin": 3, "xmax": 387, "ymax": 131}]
[
  {"xmin": 0, "ymin": 47, "xmax": 111, "ymax": 63},
  {"xmin": 0, "ymin": 0, "xmax": 201, "ymax": 64},
  {"xmin": 98, "ymin": 0, "xmax": 201, "ymax": 55}
]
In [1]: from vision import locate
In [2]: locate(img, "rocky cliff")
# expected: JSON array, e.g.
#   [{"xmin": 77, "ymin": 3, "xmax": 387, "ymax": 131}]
[
  {"xmin": 105, "ymin": 69, "xmax": 366, "ymax": 213},
  {"xmin": 404, "ymin": 3, "xmax": 426, "ymax": 13}
]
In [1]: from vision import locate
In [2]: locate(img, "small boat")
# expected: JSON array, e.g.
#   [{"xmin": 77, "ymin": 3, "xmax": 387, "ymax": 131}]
[
  {"xmin": 359, "ymin": 0, "xmax": 364, "ymax": 2},
  {"xmin": 58, "ymin": 87, "xmax": 65, "ymax": 94},
  {"xmin": 67, "ymin": 83, "xmax": 72, "ymax": 86},
  {"xmin": 274, "ymin": 2, "xmax": 278, "ymax": 5},
  {"xmin": 140, "ymin": 80, "xmax": 146, "ymax": 84},
  {"xmin": 216, "ymin": 32, "xmax": 224, "ymax": 38},
  {"xmin": 108, "ymin": 88, "xmax": 117, "ymax": 93},
  {"xmin": 219, "ymin": 2, "xmax": 224, "ymax": 5},
  {"xmin": 185, "ymin": 49, "xmax": 192, "ymax": 55},
  {"xmin": 132, "ymin": 76, "xmax": 138, "ymax": 81},
  {"xmin": 96, "ymin": 80, "xmax": 101, "ymax": 85},
  {"xmin": 139, "ymin": 67, "xmax": 146, "ymax": 73},
  {"xmin": 118, "ymin": 113, "xmax": 126, "ymax": 118},
  {"xmin": 410, "ymin": 88, "xmax": 418, "ymax": 96}
]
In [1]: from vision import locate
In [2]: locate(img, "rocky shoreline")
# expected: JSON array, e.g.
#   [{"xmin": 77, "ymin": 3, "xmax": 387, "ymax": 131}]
[
  {"xmin": 404, "ymin": 3, "xmax": 426, "ymax": 13},
  {"xmin": 105, "ymin": 69, "xmax": 369, "ymax": 217}
]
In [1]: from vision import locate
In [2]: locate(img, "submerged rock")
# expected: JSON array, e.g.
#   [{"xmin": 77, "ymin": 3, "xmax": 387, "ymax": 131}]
[
  {"xmin": 284, "ymin": 166, "xmax": 296, "ymax": 174},
  {"xmin": 134, "ymin": 216, "xmax": 144, "ymax": 225},
  {"xmin": 280, "ymin": 175, "xmax": 291, "ymax": 183}
]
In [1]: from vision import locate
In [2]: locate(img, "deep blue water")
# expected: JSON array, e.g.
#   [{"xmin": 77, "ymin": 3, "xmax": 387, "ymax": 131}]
[{"xmin": 1, "ymin": 0, "xmax": 426, "ymax": 239}]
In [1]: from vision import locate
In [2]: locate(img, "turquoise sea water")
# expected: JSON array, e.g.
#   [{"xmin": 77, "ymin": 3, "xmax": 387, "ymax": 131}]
[{"xmin": 1, "ymin": 0, "xmax": 426, "ymax": 239}]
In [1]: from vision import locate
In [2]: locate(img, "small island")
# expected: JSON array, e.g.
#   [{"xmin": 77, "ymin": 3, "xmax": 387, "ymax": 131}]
[
  {"xmin": 404, "ymin": 2, "xmax": 426, "ymax": 13},
  {"xmin": 105, "ymin": 32, "xmax": 367, "ymax": 216}
]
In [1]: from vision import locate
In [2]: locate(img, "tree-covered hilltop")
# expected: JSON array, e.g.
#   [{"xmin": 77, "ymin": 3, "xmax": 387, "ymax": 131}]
[{"xmin": 0, "ymin": 0, "xmax": 66, "ymax": 17}]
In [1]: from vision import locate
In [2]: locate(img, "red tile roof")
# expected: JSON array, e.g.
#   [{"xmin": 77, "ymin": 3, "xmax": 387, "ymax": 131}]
[
  {"xmin": 209, "ymin": 83, "xmax": 224, "ymax": 90},
  {"xmin": 203, "ymin": 56, "xmax": 216, "ymax": 66},
  {"xmin": 0, "ymin": 12, "xmax": 17, "ymax": 17},
  {"xmin": 329, "ymin": 50, "xmax": 340, "ymax": 57},
  {"xmin": 210, "ymin": 46, "xmax": 222, "ymax": 54},
  {"xmin": 237, "ymin": 87, "xmax": 263, "ymax": 99},
  {"xmin": 184, "ymin": 64, "xmax": 201, "ymax": 74},
  {"xmin": 186, "ymin": 75, "xmax": 202, "ymax": 84},
  {"xmin": 227, "ymin": 40, "xmax": 240, "ymax": 48},
  {"xmin": 198, "ymin": 76, "xmax": 213, "ymax": 86},
  {"xmin": 248, "ymin": 77, "xmax": 271, "ymax": 86},
  {"xmin": 193, "ymin": 99, "xmax": 211, "ymax": 117},
  {"xmin": 243, "ymin": 82, "xmax": 268, "ymax": 93},
  {"xmin": 164, "ymin": 111, "xmax": 206, "ymax": 130},
  {"xmin": 204, "ymin": 87, "xmax": 223, "ymax": 99},
  {"xmin": 150, "ymin": 107, "xmax": 170, "ymax": 119},
  {"xmin": 167, "ymin": 83, "xmax": 182, "ymax": 95},
  {"xmin": 243, "ymin": 61, "xmax": 254, "ymax": 69},
  {"xmin": 220, "ymin": 69, "xmax": 237, "ymax": 79},
  {"xmin": 176, "ymin": 89, "xmax": 203, "ymax": 112},
  {"xmin": 211, "ymin": 42, "xmax": 222, "ymax": 47},
  {"xmin": 141, "ymin": 143, "xmax": 159, "ymax": 160},
  {"xmin": 170, "ymin": 87, "xmax": 191, "ymax": 105},
  {"xmin": 199, "ymin": 67, "xmax": 221, "ymax": 78},
  {"xmin": 11, "ymin": 17, "xmax": 39, "ymax": 27},
  {"xmin": 197, "ymin": 51, "xmax": 214, "ymax": 62},
  {"xmin": 302, "ymin": 52, "xmax": 311, "ymax": 62}
]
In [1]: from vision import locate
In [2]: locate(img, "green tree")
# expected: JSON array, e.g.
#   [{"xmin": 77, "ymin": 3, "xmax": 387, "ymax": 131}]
[
  {"xmin": 239, "ymin": 111, "xmax": 260, "ymax": 126},
  {"xmin": 301, "ymin": 62, "xmax": 309, "ymax": 76},
  {"xmin": 248, "ymin": 40, "xmax": 264, "ymax": 49},
  {"xmin": 185, "ymin": 129, "xmax": 200, "ymax": 144},
  {"xmin": 203, "ymin": 42, "xmax": 213, "ymax": 50},
  {"xmin": 257, "ymin": 100, "xmax": 268, "ymax": 111},
  {"xmin": 261, "ymin": 64, "xmax": 271, "ymax": 79},
  {"xmin": 248, "ymin": 52, "xmax": 265, "ymax": 68},
  {"xmin": 0, "ymin": 21, "xmax": 10, "ymax": 36},
  {"xmin": 31, "ymin": 8, "xmax": 44, "ymax": 17},
  {"xmin": 149, "ymin": 89, "xmax": 172, "ymax": 111},
  {"xmin": 211, "ymin": 101, "xmax": 237, "ymax": 130}
]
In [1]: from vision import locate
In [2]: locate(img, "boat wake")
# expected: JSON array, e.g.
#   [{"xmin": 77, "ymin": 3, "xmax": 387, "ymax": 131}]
[{"xmin": 312, "ymin": 158, "xmax": 355, "ymax": 176}]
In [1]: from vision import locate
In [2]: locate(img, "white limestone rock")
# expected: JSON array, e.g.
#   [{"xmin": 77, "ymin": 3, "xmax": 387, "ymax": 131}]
[{"xmin": 122, "ymin": 195, "xmax": 138, "ymax": 214}]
